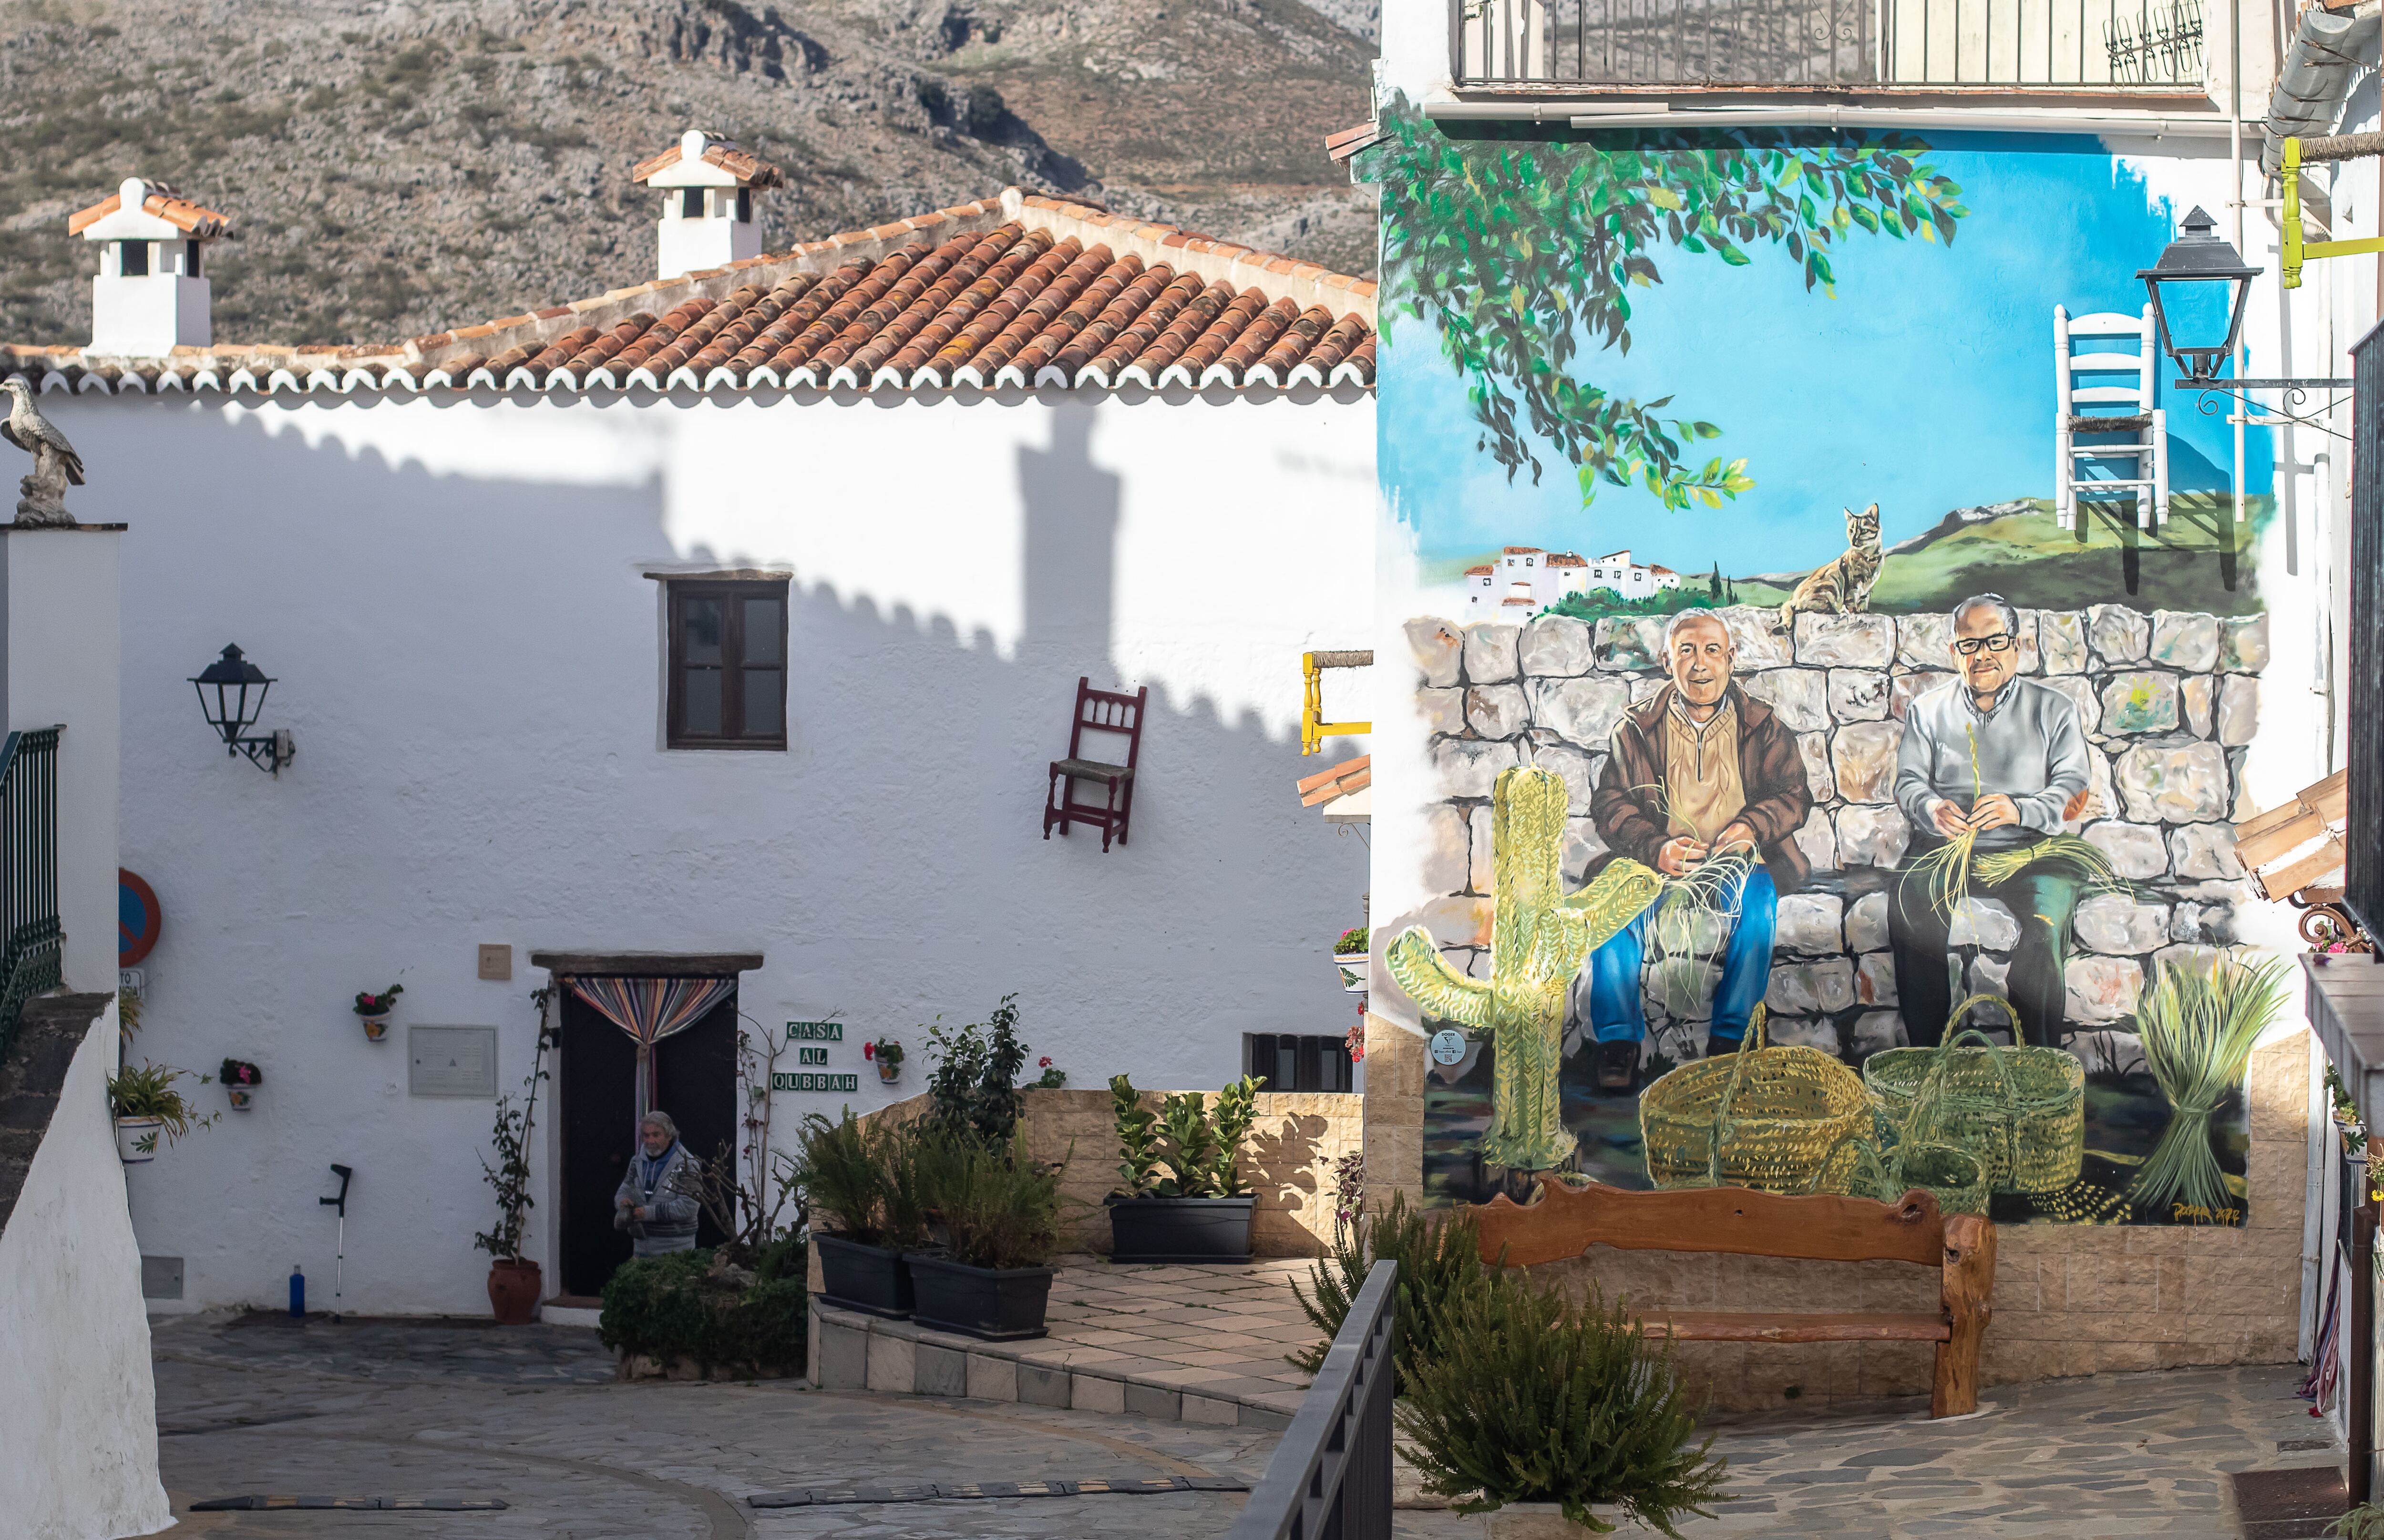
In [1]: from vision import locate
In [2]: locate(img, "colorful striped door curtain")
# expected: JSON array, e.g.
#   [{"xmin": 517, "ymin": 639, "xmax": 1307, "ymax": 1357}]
[{"xmin": 565, "ymin": 975, "xmax": 737, "ymax": 1127}]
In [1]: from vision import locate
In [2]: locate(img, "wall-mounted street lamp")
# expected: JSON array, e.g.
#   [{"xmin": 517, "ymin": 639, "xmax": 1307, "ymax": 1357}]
[
  {"xmin": 2136, "ymin": 206, "xmax": 2258, "ymax": 386},
  {"xmin": 190, "ymin": 644, "xmax": 293, "ymax": 774}
]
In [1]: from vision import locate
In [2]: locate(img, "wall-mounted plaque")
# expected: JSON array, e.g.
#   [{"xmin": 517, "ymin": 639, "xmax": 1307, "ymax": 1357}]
[
  {"xmin": 787, "ymin": 1021, "xmax": 843, "ymax": 1042},
  {"xmin": 409, "ymin": 1026, "xmax": 499, "ymax": 1098}
]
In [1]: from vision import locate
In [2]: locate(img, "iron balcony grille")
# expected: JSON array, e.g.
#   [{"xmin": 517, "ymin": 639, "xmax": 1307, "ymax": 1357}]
[
  {"xmin": 0, "ymin": 726, "xmax": 61, "ymax": 1065},
  {"xmin": 1454, "ymin": 0, "xmax": 2207, "ymax": 89}
]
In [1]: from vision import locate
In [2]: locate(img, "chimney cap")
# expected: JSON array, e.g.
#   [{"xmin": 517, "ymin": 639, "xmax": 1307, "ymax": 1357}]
[
  {"xmin": 69, "ymin": 178, "xmax": 236, "ymax": 241},
  {"xmin": 633, "ymin": 129, "xmax": 783, "ymax": 191}
]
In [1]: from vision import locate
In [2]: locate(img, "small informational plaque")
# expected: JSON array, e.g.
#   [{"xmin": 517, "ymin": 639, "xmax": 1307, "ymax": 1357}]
[
  {"xmin": 772, "ymin": 1072, "xmax": 860, "ymax": 1092},
  {"xmin": 409, "ymin": 1025, "xmax": 499, "ymax": 1098},
  {"xmin": 787, "ymin": 1021, "xmax": 844, "ymax": 1042}
]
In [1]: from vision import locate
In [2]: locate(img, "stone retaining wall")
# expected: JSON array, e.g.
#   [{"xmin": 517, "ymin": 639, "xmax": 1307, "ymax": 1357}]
[{"xmin": 1404, "ymin": 603, "xmax": 2268, "ymax": 1059}]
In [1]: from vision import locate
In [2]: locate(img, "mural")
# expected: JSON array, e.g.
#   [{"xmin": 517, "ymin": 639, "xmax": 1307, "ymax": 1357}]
[{"xmin": 1371, "ymin": 110, "xmax": 2272, "ymax": 1227}]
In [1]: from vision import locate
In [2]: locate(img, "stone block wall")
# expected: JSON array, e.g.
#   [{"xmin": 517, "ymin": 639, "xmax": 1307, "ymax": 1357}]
[
  {"xmin": 857, "ymin": 1087, "xmax": 1361, "ymax": 1258},
  {"xmin": 1404, "ymin": 603, "xmax": 2269, "ymax": 1060}
]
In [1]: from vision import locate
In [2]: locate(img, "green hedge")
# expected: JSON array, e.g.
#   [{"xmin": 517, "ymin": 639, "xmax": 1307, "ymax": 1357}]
[{"xmin": 597, "ymin": 1243, "xmax": 808, "ymax": 1375}]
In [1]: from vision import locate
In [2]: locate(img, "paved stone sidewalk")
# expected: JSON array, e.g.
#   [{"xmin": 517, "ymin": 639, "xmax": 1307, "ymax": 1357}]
[{"xmin": 147, "ymin": 1311, "xmax": 2338, "ymax": 1538}]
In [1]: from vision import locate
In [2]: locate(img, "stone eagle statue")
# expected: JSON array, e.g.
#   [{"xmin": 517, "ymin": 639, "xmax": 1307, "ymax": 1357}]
[{"xmin": 1, "ymin": 377, "xmax": 83, "ymax": 527}]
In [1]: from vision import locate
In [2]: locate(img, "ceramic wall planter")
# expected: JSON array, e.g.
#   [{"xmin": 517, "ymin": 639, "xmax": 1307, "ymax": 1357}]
[
  {"xmin": 358, "ymin": 1013, "xmax": 391, "ymax": 1041},
  {"xmin": 904, "ymin": 1253, "xmax": 1054, "ymax": 1340},
  {"xmin": 114, "ymin": 1116, "xmax": 163, "ymax": 1163},
  {"xmin": 876, "ymin": 1060, "xmax": 902, "ymax": 1084},
  {"xmin": 1334, "ymin": 949, "xmax": 1369, "ymax": 992},
  {"xmin": 487, "ymin": 1258, "xmax": 543, "ymax": 1324},
  {"xmin": 226, "ymin": 1086, "xmax": 256, "ymax": 1111},
  {"xmin": 1107, "ymin": 1193, "xmax": 1256, "ymax": 1264},
  {"xmin": 813, "ymin": 1233, "xmax": 914, "ymax": 1318}
]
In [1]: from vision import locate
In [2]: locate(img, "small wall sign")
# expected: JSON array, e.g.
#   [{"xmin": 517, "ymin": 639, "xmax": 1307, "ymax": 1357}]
[
  {"xmin": 787, "ymin": 1021, "xmax": 843, "ymax": 1042},
  {"xmin": 772, "ymin": 1071, "xmax": 859, "ymax": 1092},
  {"xmin": 1428, "ymin": 1029, "xmax": 1468, "ymax": 1066}
]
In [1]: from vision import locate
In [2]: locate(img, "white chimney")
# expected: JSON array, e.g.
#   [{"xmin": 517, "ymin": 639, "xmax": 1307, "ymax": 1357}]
[
  {"xmin": 72, "ymin": 177, "xmax": 233, "ymax": 356},
  {"xmin": 633, "ymin": 130, "xmax": 782, "ymax": 281}
]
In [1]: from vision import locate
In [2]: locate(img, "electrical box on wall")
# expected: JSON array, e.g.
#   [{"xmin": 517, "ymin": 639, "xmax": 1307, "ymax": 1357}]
[{"xmin": 409, "ymin": 1026, "xmax": 498, "ymax": 1098}]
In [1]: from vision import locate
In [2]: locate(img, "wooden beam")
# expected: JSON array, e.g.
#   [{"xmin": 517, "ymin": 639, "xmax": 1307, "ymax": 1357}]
[
  {"xmin": 527, "ymin": 951, "xmax": 764, "ymax": 977},
  {"xmin": 2234, "ymin": 809, "xmax": 2327, "ymax": 871},
  {"xmin": 1637, "ymin": 1311, "xmax": 1950, "ymax": 1343}
]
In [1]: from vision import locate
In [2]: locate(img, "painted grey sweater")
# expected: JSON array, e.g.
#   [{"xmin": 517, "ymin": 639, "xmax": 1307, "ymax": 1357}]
[
  {"xmin": 614, "ymin": 1141, "xmax": 702, "ymax": 1255},
  {"xmin": 1893, "ymin": 677, "xmax": 2090, "ymax": 852}
]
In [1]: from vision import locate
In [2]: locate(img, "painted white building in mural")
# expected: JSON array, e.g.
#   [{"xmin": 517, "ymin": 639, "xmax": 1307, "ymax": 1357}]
[
  {"xmin": 21, "ymin": 140, "xmax": 1380, "ymax": 1316},
  {"xmin": 1460, "ymin": 543, "xmax": 1681, "ymax": 621}
]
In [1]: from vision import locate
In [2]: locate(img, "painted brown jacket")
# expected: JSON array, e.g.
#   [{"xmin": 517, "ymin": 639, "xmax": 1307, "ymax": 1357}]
[{"xmin": 1586, "ymin": 683, "xmax": 1815, "ymax": 895}]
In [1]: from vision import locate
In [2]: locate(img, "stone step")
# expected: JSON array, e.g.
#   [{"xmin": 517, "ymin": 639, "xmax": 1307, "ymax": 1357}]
[{"xmin": 809, "ymin": 1299, "xmax": 1303, "ymax": 1431}]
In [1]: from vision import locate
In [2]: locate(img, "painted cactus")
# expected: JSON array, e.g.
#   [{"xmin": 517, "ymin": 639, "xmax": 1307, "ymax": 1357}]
[{"xmin": 1387, "ymin": 767, "xmax": 1661, "ymax": 1172}]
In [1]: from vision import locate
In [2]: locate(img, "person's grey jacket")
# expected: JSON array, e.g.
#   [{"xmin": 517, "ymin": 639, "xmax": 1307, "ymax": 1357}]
[
  {"xmin": 614, "ymin": 1141, "xmax": 702, "ymax": 1256},
  {"xmin": 1892, "ymin": 676, "xmax": 2090, "ymax": 851}
]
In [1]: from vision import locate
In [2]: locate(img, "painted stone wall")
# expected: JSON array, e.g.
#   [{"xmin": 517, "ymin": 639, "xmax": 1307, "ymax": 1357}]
[{"xmin": 1402, "ymin": 601, "xmax": 2268, "ymax": 1066}]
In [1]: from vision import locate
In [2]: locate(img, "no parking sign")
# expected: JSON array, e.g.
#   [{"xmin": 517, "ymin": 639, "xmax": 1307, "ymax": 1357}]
[{"xmin": 119, "ymin": 869, "xmax": 161, "ymax": 965}]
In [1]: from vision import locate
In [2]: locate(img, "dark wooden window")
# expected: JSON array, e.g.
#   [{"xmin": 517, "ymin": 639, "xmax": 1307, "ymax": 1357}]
[
  {"xmin": 667, "ymin": 580, "xmax": 788, "ymax": 749},
  {"xmin": 2349, "ymin": 327, "xmax": 2384, "ymax": 934},
  {"xmin": 1243, "ymin": 1033, "xmax": 1355, "ymax": 1093}
]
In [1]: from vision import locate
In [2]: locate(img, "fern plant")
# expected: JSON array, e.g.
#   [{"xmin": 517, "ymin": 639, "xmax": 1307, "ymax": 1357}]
[{"xmin": 1395, "ymin": 1274, "xmax": 1728, "ymax": 1536}]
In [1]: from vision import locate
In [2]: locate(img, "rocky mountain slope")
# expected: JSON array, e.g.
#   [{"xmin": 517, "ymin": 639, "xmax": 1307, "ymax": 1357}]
[{"xmin": 0, "ymin": 0, "xmax": 1377, "ymax": 348}]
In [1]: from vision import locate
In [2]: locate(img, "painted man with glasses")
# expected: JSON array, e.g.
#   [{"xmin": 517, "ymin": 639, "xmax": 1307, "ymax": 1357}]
[{"xmin": 1888, "ymin": 593, "xmax": 2091, "ymax": 1048}]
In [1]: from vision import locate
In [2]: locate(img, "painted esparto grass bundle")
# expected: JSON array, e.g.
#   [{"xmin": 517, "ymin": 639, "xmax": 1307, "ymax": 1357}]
[
  {"xmin": 1972, "ymin": 833, "xmax": 2122, "ymax": 890},
  {"xmin": 2127, "ymin": 950, "xmax": 2292, "ymax": 1223},
  {"xmin": 1638, "ymin": 1006, "xmax": 1872, "ymax": 1196},
  {"xmin": 1863, "ymin": 996, "xmax": 2086, "ymax": 1196},
  {"xmin": 1645, "ymin": 845, "xmax": 1756, "ymax": 1014}
]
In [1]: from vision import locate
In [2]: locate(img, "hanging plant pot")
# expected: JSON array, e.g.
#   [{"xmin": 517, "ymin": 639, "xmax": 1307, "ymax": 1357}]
[
  {"xmin": 115, "ymin": 1116, "xmax": 164, "ymax": 1163},
  {"xmin": 226, "ymin": 1086, "xmax": 257, "ymax": 1111},
  {"xmin": 813, "ymin": 1234, "xmax": 915, "ymax": 1318},
  {"xmin": 1107, "ymin": 1194, "xmax": 1257, "ymax": 1264},
  {"xmin": 358, "ymin": 1012, "xmax": 391, "ymax": 1042},
  {"xmin": 905, "ymin": 1253, "xmax": 1054, "ymax": 1340},
  {"xmin": 487, "ymin": 1259, "xmax": 543, "ymax": 1325},
  {"xmin": 1333, "ymin": 950, "xmax": 1368, "ymax": 993},
  {"xmin": 876, "ymin": 1060, "xmax": 902, "ymax": 1084}
]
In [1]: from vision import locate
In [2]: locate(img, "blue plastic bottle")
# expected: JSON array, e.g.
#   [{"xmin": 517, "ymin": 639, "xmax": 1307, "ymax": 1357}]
[{"xmin": 289, "ymin": 1266, "xmax": 305, "ymax": 1318}]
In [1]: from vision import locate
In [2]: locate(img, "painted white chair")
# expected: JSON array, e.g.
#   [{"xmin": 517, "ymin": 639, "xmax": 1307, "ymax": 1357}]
[{"xmin": 2054, "ymin": 304, "xmax": 2169, "ymax": 532}]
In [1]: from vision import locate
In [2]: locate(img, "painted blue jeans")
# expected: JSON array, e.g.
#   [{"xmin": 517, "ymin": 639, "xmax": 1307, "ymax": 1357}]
[{"xmin": 1587, "ymin": 864, "xmax": 1778, "ymax": 1044}]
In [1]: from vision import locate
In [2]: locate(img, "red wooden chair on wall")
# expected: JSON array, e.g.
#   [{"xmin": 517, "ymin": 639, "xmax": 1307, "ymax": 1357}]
[{"xmin": 1043, "ymin": 677, "xmax": 1148, "ymax": 852}]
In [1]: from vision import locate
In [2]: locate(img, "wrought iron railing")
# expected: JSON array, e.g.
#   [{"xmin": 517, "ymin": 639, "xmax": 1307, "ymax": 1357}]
[
  {"xmin": 1227, "ymin": 1259, "xmax": 1397, "ymax": 1540},
  {"xmin": 1453, "ymin": 0, "xmax": 2206, "ymax": 89},
  {"xmin": 0, "ymin": 727, "xmax": 62, "ymax": 1065}
]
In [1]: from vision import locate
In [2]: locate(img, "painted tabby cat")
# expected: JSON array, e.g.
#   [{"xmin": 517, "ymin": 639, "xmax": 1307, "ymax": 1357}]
[{"xmin": 1775, "ymin": 503, "xmax": 1883, "ymax": 634}]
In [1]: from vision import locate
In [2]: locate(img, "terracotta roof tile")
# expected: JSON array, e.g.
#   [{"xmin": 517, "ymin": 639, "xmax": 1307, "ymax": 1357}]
[{"xmin": 67, "ymin": 185, "xmax": 237, "ymax": 239}]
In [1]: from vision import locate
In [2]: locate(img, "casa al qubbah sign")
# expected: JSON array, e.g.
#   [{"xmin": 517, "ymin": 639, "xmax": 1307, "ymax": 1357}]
[{"xmin": 775, "ymin": 1022, "xmax": 856, "ymax": 1091}]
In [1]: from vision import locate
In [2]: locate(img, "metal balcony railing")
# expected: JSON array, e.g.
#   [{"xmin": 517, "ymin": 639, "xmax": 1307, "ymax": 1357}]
[
  {"xmin": 0, "ymin": 727, "xmax": 62, "ymax": 1063},
  {"xmin": 1453, "ymin": 0, "xmax": 2207, "ymax": 89},
  {"xmin": 1226, "ymin": 1259, "xmax": 1398, "ymax": 1540}
]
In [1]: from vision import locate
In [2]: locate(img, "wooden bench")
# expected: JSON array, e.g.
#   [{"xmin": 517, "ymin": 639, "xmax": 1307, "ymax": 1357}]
[{"xmin": 1469, "ymin": 1176, "xmax": 1994, "ymax": 1418}]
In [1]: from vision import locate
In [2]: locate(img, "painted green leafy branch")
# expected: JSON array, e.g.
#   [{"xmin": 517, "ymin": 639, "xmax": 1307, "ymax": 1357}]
[{"xmin": 1373, "ymin": 106, "xmax": 1969, "ymax": 511}]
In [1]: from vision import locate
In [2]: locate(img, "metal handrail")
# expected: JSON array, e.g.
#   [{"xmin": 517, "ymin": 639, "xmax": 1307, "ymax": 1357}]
[
  {"xmin": 0, "ymin": 726, "xmax": 62, "ymax": 1065},
  {"xmin": 1450, "ymin": 0, "xmax": 2207, "ymax": 89},
  {"xmin": 1228, "ymin": 1259, "xmax": 1398, "ymax": 1540}
]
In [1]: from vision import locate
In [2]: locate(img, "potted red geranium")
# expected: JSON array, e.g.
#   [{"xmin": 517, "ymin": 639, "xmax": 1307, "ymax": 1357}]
[
  {"xmin": 219, "ymin": 1057, "xmax": 263, "ymax": 1110},
  {"xmin": 353, "ymin": 983, "xmax": 402, "ymax": 1041}
]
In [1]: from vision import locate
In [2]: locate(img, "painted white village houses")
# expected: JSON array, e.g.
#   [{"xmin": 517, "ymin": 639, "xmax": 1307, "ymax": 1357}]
[
  {"xmin": 18, "ymin": 133, "xmax": 1379, "ymax": 1318},
  {"xmin": 1461, "ymin": 544, "xmax": 1680, "ymax": 621}
]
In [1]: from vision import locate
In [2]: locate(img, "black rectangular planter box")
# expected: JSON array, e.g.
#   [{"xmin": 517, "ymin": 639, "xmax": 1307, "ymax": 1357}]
[
  {"xmin": 1106, "ymin": 1194, "xmax": 1256, "ymax": 1264},
  {"xmin": 904, "ymin": 1253, "xmax": 1056, "ymax": 1340},
  {"xmin": 813, "ymin": 1234, "xmax": 913, "ymax": 1319}
]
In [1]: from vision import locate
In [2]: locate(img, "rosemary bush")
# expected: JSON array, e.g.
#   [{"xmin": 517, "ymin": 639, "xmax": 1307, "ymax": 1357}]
[
  {"xmin": 1395, "ymin": 1274, "xmax": 1727, "ymax": 1536},
  {"xmin": 1289, "ymin": 1190, "xmax": 1493, "ymax": 1388}
]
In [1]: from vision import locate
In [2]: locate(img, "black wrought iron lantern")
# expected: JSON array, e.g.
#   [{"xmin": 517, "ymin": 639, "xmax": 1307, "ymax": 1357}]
[
  {"xmin": 190, "ymin": 644, "xmax": 293, "ymax": 774},
  {"xmin": 2137, "ymin": 206, "xmax": 2260, "ymax": 385}
]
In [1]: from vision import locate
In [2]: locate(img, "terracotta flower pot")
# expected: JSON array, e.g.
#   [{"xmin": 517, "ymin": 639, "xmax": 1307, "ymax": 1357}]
[{"xmin": 487, "ymin": 1258, "xmax": 543, "ymax": 1324}]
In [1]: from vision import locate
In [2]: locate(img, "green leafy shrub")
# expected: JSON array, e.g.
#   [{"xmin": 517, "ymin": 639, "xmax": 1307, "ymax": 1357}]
[
  {"xmin": 915, "ymin": 1131, "xmax": 1058, "ymax": 1270},
  {"xmin": 1290, "ymin": 1189, "xmax": 1492, "ymax": 1387},
  {"xmin": 924, "ymin": 995, "xmax": 1028, "ymax": 1145},
  {"xmin": 1395, "ymin": 1275, "xmax": 1726, "ymax": 1535},
  {"xmin": 597, "ymin": 1247, "xmax": 809, "ymax": 1374},
  {"xmin": 1111, "ymin": 1074, "xmax": 1269, "ymax": 1198},
  {"xmin": 1111, "ymin": 1075, "xmax": 1164, "ymax": 1196},
  {"xmin": 1334, "ymin": 926, "xmax": 1368, "ymax": 955}
]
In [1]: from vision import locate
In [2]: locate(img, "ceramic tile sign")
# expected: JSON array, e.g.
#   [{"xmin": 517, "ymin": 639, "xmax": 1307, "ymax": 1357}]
[
  {"xmin": 408, "ymin": 1026, "xmax": 498, "ymax": 1098},
  {"xmin": 1362, "ymin": 113, "xmax": 2273, "ymax": 1227},
  {"xmin": 772, "ymin": 1071, "xmax": 860, "ymax": 1092},
  {"xmin": 787, "ymin": 1021, "xmax": 844, "ymax": 1042}
]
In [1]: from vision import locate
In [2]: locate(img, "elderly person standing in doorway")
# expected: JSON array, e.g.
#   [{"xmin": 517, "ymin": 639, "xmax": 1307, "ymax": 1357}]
[
  {"xmin": 1890, "ymin": 593, "xmax": 2091, "ymax": 1049},
  {"xmin": 1582, "ymin": 608, "xmax": 1814, "ymax": 1092},
  {"xmin": 615, "ymin": 1111, "xmax": 702, "ymax": 1256}
]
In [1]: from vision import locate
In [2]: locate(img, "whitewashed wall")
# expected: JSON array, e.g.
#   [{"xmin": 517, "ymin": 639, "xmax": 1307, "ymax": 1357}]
[
  {"xmin": 0, "ymin": 999, "xmax": 170, "ymax": 1540},
  {"xmin": 57, "ymin": 388, "xmax": 1374, "ymax": 1314}
]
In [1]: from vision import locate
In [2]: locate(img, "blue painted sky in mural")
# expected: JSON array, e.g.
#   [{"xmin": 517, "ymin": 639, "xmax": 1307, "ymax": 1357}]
[{"xmin": 1380, "ymin": 132, "xmax": 2271, "ymax": 575}]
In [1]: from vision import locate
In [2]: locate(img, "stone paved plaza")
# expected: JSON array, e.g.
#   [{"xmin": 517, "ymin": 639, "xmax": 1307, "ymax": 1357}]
[{"xmin": 144, "ymin": 1309, "xmax": 2339, "ymax": 1538}]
